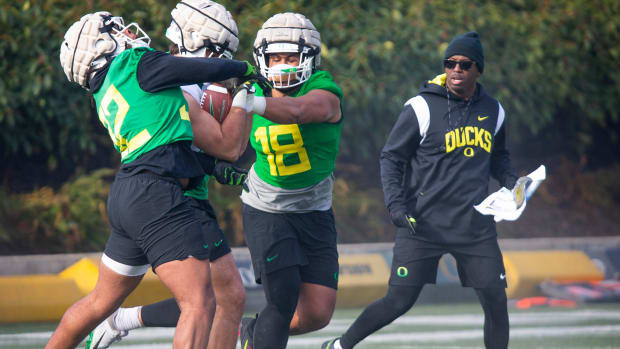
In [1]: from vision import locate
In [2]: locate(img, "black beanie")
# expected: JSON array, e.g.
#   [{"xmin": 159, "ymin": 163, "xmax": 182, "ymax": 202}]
[{"xmin": 444, "ymin": 31, "xmax": 484, "ymax": 73}]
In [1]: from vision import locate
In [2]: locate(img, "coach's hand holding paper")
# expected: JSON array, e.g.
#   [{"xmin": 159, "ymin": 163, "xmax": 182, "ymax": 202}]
[{"xmin": 474, "ymin": 165, "xmax": 546, "ymax": 222}]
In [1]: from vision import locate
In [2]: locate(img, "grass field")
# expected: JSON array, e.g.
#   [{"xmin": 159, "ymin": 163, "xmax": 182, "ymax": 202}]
[{"xmin": 1, "ymin": 302, "xmax": 619, "ymax": 349}]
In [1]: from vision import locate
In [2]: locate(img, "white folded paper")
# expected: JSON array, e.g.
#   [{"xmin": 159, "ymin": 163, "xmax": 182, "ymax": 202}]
[{"xmin": 474, "ymin": 165, "xmax": 546, "ymax": 222}]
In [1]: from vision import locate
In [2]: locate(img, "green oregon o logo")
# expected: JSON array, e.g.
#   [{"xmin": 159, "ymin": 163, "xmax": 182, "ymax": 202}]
[
  {"xmin": 397, "ymin": 266, "xmax": 408, "ymax": 278},
  {"xmin": 334, "ymin": 271, "xmax": 339, "ymax": 281},
  {"xmin": 464, "ymin": 147, "xmax": 475, "ymax": 157}
]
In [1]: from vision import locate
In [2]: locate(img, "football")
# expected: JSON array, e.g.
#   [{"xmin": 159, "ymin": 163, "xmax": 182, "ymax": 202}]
[{"xmin": 200, "ymin": 83, "xmax": 232, "ymax": 123}]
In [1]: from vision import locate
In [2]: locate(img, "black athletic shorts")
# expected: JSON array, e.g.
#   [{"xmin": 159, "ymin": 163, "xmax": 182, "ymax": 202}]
[
  {"xmin": 104, "ymin": 172, "xmax": 210, "ymax": 273},
  {"xmin": 242, "ymin": 204, "xmax": 339, "ymax": 289},
  {"xmin": 389, "ymin": 229, "xmax": 507, "ymax": 288},
  {"xmin": 188, "ymin": 197, "xmax": 231, "ymax": 261}
]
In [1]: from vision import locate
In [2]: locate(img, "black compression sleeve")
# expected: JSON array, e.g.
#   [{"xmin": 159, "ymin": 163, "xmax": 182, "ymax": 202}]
[
  {"xmin": 380, "ymin": 105, "xmax": 421, "ymax": 214},
  {"xmin": 254, "ymin": 266, "xmax": 301, "ymax": 349},
  {"xmin": 141, "ymin": 298, "xmax": 180, "ymax": 327},
  {"xmin": 137, "ymin": 51, "xmax": 247, "ymax": 93},
  {"xmin": 194, "ymin": 152, "xmax": 217, "ymax": 175}
]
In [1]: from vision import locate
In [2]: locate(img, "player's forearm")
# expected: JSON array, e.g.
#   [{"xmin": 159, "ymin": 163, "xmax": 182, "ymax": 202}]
[
  {"xmin": 193, "ymin": 115, "xmax": 248, "ymax": 162},
  {"xmin": 217, "ymin": 108, "xmax": 252, "ymax": 161},
  {"xmin": 258, "ymin": 92, "xmax": 340, "ymax": 124}
]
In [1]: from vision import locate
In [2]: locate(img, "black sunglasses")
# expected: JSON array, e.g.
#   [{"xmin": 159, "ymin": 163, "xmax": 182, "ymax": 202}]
[{"xmin": 443, "ymin": 59, "xmax": 474, "ymax": 71}]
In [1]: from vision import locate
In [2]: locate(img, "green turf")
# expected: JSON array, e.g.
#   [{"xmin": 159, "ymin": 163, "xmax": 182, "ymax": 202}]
[{"xmin": 1, "ymin": 302, "xmax": 619, "ymax": 349}]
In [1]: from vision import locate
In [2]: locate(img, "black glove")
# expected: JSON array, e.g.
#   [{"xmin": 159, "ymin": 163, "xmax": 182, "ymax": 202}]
[
  {"xmin": 240, "ymin": 61, "xmax": 273, "ymax": 96},
  {"xmin": 213, "ymin": 160, "xmax": 248, "ymax": 186},
  {"xmin": 390, "ymin": 210, "xmax": 417, "ymax": 235},
  {"xmin": 232, "ymin": 80, "xmax": 255, "ymax": 99}
]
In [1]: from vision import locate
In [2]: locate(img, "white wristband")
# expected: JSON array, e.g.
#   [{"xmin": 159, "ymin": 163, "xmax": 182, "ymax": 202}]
[
  {"xmin": 231, "ymin": 89, "xmax": 248, "ymax": 110},
  {"xmin": 252, "ymin": 96, "xmax": 266, "ymax": 115}
]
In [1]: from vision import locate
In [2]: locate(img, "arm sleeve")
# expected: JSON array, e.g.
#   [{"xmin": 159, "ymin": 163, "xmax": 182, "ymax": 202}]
[
  {"xmin": 490, "ymin": 124, "xmax": 518, "ymax": 189},
  {"xmin": 137, "ymin": 51, "xmax": 247, "ymax": 93},
  {"xmin": 194, "ymin": 152, "xmax": 217, "ymax": 175},
  {"xmin": 380, "ymin": 105, "xmax": 421, "ymax": 214}
]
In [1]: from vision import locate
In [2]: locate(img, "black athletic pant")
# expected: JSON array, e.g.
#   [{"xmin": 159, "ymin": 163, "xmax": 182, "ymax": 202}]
[
  {"xmin": 253, "ymin": 266, "xmax": 301, "ymax": 349},
  {"xmin": 339, "ymin": 284, "xmax": 421, "ymax": 348},
  {"xmin": 475, "ymin": 287, "xmax": 510, "ymax": 349},
  {"xmin": 340, "ymin": 284, "xmax": 509, "ymax": 349}
]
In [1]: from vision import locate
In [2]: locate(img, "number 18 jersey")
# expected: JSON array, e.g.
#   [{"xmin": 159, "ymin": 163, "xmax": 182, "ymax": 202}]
[{"xmin": 251, "ymin": 70, "xmax": 343, "ymax": 190}]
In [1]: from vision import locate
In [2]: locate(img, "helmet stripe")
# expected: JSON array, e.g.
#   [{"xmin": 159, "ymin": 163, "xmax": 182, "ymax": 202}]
[{"xmin": 178, "ymin": 2, "xmax": 238, "ymax": 37}]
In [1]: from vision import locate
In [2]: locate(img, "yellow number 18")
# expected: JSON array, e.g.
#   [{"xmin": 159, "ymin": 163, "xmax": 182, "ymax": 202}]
[{"xmin": 254, "ymin": 124, "xmax": 311, "ymax": 176}]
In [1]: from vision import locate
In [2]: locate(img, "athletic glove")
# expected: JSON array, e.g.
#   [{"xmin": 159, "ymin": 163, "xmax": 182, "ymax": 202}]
[
  {"xmin": 231, "ymin": 81, "xmax": 255, "ymax": 112},
  {"xmin": 241, "ymin": 61, "xmax": 273, "ymax": 95},
  {"xmin": 390, "ymin": 210, "xmax": 417, "ymax": 235},
  {"xmin": 243, "ymin": 61, "xmax": 258, "ymax": 77},
  {"xmin": 213, "ymin": 160, "xmax": 248, "ymax": 186}
]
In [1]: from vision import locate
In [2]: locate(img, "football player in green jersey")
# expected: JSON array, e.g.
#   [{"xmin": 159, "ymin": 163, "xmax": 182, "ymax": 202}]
[
  {"xmin": 238, "ymin": 12, "xmax": 343, "ymax": 349},
  {"xmin": 50, "ymin": 11, "xmax": 257, "ymax": 349},
  {"xmin": 85, "ymin": 2, "xmax": 251, "ymax": 349}
]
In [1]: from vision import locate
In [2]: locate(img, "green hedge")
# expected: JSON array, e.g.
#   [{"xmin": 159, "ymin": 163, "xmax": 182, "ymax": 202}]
[
  {"xmin": 0, "ymin": 169, "xmax": 114, "ymax": 254},
  {"xmin": 1, "ymin": 0, "xmax": 617, "ymax": 175}
]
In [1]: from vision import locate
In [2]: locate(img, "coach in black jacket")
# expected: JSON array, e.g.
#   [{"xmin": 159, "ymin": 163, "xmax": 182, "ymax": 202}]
[{"xmin": 322, "ymin": 32, "xmax": 517, "ymax": 349}]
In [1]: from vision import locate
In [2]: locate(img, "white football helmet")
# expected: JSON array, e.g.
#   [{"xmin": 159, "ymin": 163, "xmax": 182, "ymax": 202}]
[
  {"xmin": 59, "ymin": 11, "xmax": 150, "ymax": 89},
  {"xmin": 166, "ymin": 0, "xmax": 238, "ymax": 59},
  {"xmin": 253, "ymin": 12, "xmax": 321, "ymax": 89}
]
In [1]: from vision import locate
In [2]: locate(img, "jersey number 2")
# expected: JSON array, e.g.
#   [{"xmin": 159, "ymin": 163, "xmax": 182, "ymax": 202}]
[
  {"xmin": 97, "ymin": 84, "xmax": 189, "ymax": 159},
  {"xmin": 254, "ymin": 124, "xmax": 311, "ymax": 176}
]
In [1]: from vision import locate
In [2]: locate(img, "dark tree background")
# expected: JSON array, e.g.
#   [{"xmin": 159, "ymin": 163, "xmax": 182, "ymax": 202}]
[{"xmin": 1, "ymin": 0, "xmax": 618, "ymax": 254}]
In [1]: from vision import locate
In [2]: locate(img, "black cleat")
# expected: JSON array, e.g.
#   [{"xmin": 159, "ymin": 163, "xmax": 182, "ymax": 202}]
[
  {"xmin": 239, "ymin": 316, "xmax": 256, "ymax": 349},
  {"xmin": 321, "ymin": 337, "xmax": 341, "ymax": 349}
]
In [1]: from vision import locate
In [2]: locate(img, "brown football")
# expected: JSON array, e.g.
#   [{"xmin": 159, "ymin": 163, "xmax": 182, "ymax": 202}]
[{"xmin": 200, "ymin": 83, "xmax": 232, "ymax": 123}]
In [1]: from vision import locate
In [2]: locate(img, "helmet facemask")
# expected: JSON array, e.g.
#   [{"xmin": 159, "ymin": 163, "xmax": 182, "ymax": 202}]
[
  {"xmin": 252, "ymin": 12, "xmax": 321, "ymax": 90},
  {"xmin": 254, "ymin": 41, "xmax": 319, "ymax": 89},
  {"xmin": 108, "ymin": 16, "xmax": 151, "ymax": 51},
  {"xmin": 89, "ymin": 15, "xmax": 151, "ymax": 84}
]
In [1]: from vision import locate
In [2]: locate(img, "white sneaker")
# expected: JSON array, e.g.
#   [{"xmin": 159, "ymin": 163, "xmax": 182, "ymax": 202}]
[{"xmin": 85, "ymin": 310, "xmax": 128, "ymax": 349}]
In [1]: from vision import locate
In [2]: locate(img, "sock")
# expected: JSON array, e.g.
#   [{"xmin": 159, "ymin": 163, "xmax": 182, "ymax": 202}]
[
  {"xmin": 334, "ymin": 339, "xmax": 343, "ymax": 349},
  {"xmin": 113, "ymin": 306, "xmax": 143, "ymax": 331}
]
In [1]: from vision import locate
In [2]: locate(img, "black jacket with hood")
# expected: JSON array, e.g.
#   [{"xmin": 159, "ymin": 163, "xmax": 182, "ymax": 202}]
[{"xmin": 380, "ymin": 74, "xmax": 517, "ymax": 244}]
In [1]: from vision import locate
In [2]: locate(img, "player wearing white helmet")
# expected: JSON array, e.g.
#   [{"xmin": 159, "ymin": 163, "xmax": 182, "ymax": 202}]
[
  {"xmin": 165, "ymin": 0, "xmax": 239, "ymax": 59},
  {"xmin": 252, "ymin": 12, "xmax": 321, "ymax": 90},
  {"xmin": 84, "ymin": 2, "xmax": 252, "ymax": 349},
  {"xmin": 238, "ymin": 12, "xmax": 344, "ymax": 349},
  {"xmin": 49, "ymin": 10, "xmax": 259, "ymax": 349},
  {"xmin": 59, "ymin": 11, "xmax": 150, "ymax": 89}
]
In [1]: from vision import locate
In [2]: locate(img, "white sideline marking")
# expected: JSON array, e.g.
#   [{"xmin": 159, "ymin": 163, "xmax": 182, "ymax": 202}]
[
  {"xmin": 2, "ymin": 311, "xmax": 620, "ymax": 346},
  {"xmin": 291, "ymin": 325, "xmax": 620, "ymax": 345}
]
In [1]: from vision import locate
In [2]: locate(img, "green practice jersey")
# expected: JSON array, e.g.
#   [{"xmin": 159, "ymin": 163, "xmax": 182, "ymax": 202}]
[
  {"xmin": 251, "ymin": 70, "xmax": 343, "ymax": 189},
  {"xmin": 92, "ymin": 47, "xmax": 193, "ymax": 164},
  {"xmin": 185, "ymin": 175, "xmax": 209, "ymax": 200}
]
